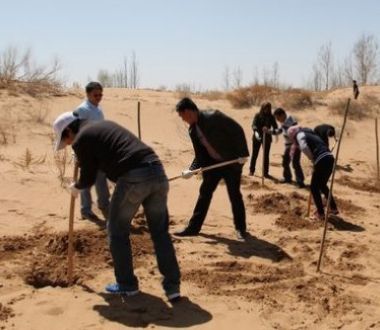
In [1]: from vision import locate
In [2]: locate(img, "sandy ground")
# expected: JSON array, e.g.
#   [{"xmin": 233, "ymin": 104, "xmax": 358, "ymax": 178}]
[{"xmin": 0, "ymin": 86, "xmax": 379, "ymax": 330}]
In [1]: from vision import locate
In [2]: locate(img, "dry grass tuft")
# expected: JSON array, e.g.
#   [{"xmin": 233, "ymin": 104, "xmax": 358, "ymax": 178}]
[
  {"xmin": 226, "ymin": 85, "xmax": 278, "ymax": 109},
  {"xmin": 199, "ymin": 90, "xmax": 225, "ymax": 101},
  {"xmin": 276, "ymin": 88, "xmax": 313, "ymax": 110},
  {"xmin": 13, "ymin": 148, "xmax": 46, "ymax": 170},
  {"xmin": 54, "ymin": 149, "xmax": 71, "ymax": 187},
  {"xmin": 329, "ymin": 95, "xmax": 380, "ymax": 120}
]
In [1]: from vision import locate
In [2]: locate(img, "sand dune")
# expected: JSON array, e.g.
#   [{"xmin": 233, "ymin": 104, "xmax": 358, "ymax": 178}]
[{"xmin": 0, "ymin": 87, "xmax": 379, "ymax": 329}]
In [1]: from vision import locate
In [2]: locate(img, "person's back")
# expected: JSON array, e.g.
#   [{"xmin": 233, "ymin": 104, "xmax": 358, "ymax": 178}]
[
  {"xmin": 73, "ymin": 120, "xmax": 159, "ymax": 186},
  {"xmin": 314, "ymin": 124, "xmax": 335, "ymax": 147},
  {"xmin": 191, "ymin": 109, "xmax": 249, "ymax": 166},
  {"xmin": 299, "ymin": 128, "xmax": 331, "ymax": 164}
]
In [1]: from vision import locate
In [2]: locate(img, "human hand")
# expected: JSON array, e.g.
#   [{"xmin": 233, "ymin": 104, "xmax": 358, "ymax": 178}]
[
  {"xmin": 237, "ymin": 157, "xmax": 247, "ymax": 165},
  {"xmin": 263, "ymin": 126, "xmax": 268, "ymax": 133},
  {"xmin": 254, "ymin": 131, "xmax": 261, "ymax": 141},
  {"xmin": 181, "ymin": 169, "xmax": 194, "ymax": 179},
  {"xmin": 69, "ymin": 182, "xmax": 80, "ymax": 198}
]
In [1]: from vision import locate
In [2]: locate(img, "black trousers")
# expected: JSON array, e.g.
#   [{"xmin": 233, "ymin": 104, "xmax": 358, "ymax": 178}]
[
  {"xmin": 311, "ymin": 156, "xmax": 337, "ymax": 215},
  {"xmin": 187, "ymin": 164, "xmax": 246, "ymax": 233},
  {"xmin": 283, "ymin": 146, "xmax": 304, "ymax": 184},
  {"xmin": 249, "ymin": 134, "xmax": 272, "ymax": 175}
]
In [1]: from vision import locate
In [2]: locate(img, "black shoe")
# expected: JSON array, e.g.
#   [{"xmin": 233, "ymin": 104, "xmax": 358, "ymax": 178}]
[
  {"xmin": 249, "ymin": 171, "xmax": 254, "ymax": 176},
  {"xmin": 81, "ymin": 211, "xmax": 100, "ymax": 221},
  {"xmin": 279, "ymin": 178, "xmax": 292, "ymax": 184},
  {"xmin": 236, "ymin": 230, "xmax": 247, "ymax": 241},
  {"xmin": 296, "ymin": 182, "xmax": 306, "ymax": 188},
  {"xmin": 264, "ymin": 174, "xmax": 274, "ymax": 180},
  {"xmin": 174, "ymin": 227, "xmax": 199, "ymax": 237}
]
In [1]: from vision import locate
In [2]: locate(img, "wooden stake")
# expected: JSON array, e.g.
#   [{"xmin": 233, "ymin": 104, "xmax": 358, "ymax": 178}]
[
  {"xmin": 316, "ymin": 98, "xmax": 351, "ymax": 272},
  {"xmin": 67, "ymin": 162, "xmax": 79, "ymax": 285},
  {"xmin": 262, "ymin": 133, "xmax": 266, "ymax": 186},
  {"xmin": 376, "ymin": 118, "xmax": 379, "ymax": 181},
  {"xmin": 137, "ymin": 101, "xmax": 141, "ymax": 140}
]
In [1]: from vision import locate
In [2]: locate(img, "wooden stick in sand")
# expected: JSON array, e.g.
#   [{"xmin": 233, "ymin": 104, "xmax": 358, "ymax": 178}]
[
  {"xmin": 67, "ymin": 162, "xmax": 79, "ymax": 285},
  {"xmin": 316, "ymin": 98, "xmax": 351, "ymax": 272}
]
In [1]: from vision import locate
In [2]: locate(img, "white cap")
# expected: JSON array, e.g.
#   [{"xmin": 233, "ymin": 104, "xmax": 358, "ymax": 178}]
[{"xmin": 52, "ymin": 112, "xmax": 77, "ymax": 151}]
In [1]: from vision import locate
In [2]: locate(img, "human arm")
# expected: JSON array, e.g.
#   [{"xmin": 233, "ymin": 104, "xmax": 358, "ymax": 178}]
[{"xmin": 296, "ymin": 132, "xmax": 313, "ymax": 161}]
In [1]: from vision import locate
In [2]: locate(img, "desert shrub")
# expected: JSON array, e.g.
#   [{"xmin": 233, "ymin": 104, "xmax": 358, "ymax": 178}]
[
  {"xmin": 175, "ymin": 83, "xmax": 193, "ymax": 98},
  {"xmin": 199, "ymin": 90, "xmax": 225, "ymax": 101},
  {"xmin": 13, "ymin": 148, "xmax": 46, "ymax": 170},
  {"xmin": 277, "ymin": 88, "xmax": 313, "ymax": 110},
  {"xmin": 226, "ymin": 85, "xmax": 277, "ymax": 109},
  {"xmin": 329, "ymin": 95, "xmax": 379, "ymax": 119},
  {"xmin": 0, "ymin": 46, "xmax": 63, "ymax": 97}
]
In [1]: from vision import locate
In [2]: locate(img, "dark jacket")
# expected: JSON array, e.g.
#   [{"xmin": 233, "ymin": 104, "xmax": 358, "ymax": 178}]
[
  {"xmin": 189, "ymin": 110, "xmax": 249, "ymax": 170},
  {"xmin": 314, "ymin": 124, "xmax": 335, "ymax": 147},
  {"xmin": 251, "ymin": 112, "xmax": 278, "ymax": 139},
  {"xmin": 73, "ymin": 120, "xmax": 158, "ymax": 188},
  {"xmin": 296, "ymin": 128, "xmax": 332, "ymax": 165}
]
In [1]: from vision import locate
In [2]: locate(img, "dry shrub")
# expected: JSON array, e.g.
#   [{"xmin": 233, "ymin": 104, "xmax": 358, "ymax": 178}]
[
  {"xmin": 277, "ymin": 88, "xmax": 313, "ymax": 110},
  {"xmin": 13, "ymin": 148, "xmax": 46, "ymax": 170},
  {"xmin": 199, "ymin": 90, "xmax": 225, "ymax": 101},
  {"xmin": 0, "ymin": 125, "xmax": 16, "ymax": 145},
  {"xmin": 0, "ymin": 46, "xmax": 64, "ymax": 97},
  {"xmin": 329, "ymin": 95, "xmax": 379, "ymax": 119},
  {"xmin": 175, "ymin": 83, "xmax": 193, "ymax": 99},
  {"xmin": 26, "ymin": 102, "xmax": 51, "ymax": 124},
  {"xmin": 226, "ymin": 85, "xmax": 278, "ymax": 109},
  {"xmin": 54, "ymin": 148, "xmax": 71, "ymax": 187}
]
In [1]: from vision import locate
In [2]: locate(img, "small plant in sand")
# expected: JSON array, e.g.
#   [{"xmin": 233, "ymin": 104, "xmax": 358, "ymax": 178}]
[
  {"xmin": 0, "ymin": 125, "xmax": 16, "ymax": 145},
  {"xmin": 26, "ymin": 101, "xmax": 51, "ymax": 125},
  {"xmin": 13, "ymin": 148, "xmax": 46, "ymax": 170},
  {"xmin": 54, "ymin": 148, "xmax": 71, "ymax": 187}
]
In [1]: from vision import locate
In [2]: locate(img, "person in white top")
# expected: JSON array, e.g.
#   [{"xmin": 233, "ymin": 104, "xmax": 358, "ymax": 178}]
[{"xmin": 74, "ymin": 82, "xmax": 110, "ymax": 221}]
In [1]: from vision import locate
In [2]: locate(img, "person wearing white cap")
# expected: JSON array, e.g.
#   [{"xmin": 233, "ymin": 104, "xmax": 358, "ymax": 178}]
[
  {"xmin": 52, "ymin": 113, "xmax": 181, "ymax": 302},
  {"xmin": 73, "ymin": 82, "xmax": 110, "ymax": 221}
]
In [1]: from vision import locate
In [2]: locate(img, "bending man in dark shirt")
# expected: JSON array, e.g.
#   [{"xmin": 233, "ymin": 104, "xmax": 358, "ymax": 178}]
[
  {"xmin": 314, "ymin": 124, "xmax": 336, "ymax": 148},
  {"xmin": 173, "ymin": 98, "xmax": 249, "ymax": 240},
  {"xmin": 52, "ymin": 112, "xmax": 181, "ymax": 302}
]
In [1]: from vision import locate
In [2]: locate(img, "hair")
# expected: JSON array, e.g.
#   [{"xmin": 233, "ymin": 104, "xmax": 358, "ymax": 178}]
[
  {"xmin": 85, "ymin": 81, "xmax": 103, "ymax": 94},
  {"xmin": 260, "ymin": 102, "xmax": 272, "ymax": 115},
  {"xmin": 274, "ymin": 107, "xmax": 286, "ymax": 117},
  {"xmin": 176, "ymin": 97, "xmax": 199, "ymax": 112}
]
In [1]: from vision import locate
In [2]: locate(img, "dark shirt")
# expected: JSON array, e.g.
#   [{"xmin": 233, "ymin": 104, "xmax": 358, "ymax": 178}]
[
  {"xmin": 251, "ymin": 112, "xmax": 278, "ymax": 137},
  {"xmin": 314, "ymin": 124, "xmax": 335, "ymax": 147},
  {"xmin": 297, "ymin": 128, "xmax": 332, "ymax": 164},
  {"xmin": 73, "ymin": 120, "xmax": 158, "ymax": 189},
  {"xmin": 188, "ymin": 110, "xmax": 249, "ymax": 170}
]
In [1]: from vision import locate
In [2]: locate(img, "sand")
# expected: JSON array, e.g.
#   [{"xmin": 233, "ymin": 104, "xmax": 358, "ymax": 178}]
[{"xmin": 0, "ymin": 86, "xmax": 379, "ymax": 329}]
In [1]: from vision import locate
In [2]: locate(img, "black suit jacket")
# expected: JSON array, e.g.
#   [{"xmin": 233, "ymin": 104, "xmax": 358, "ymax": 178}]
[{"xmin": 188, "ymin": 110, "xmax": 249, "ymax": 170}]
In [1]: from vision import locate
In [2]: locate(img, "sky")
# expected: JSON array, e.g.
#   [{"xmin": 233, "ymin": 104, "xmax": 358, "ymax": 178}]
[{"xmin": 1, "ymin": 0, "xmax": 379, "ymax": 90}]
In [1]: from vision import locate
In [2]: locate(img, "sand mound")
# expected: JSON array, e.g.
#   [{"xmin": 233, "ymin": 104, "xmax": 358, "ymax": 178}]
[
  {"xmin": 0, "ymin": 227, "xmax": 153, "ymax": 288},
  {"xmin": 336, "ymin": 175, "xmax": 380, "ymax": 193}
]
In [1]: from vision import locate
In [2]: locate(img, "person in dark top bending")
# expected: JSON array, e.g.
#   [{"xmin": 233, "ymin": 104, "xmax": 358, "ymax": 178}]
[
  {"xmin": 249, "ymin": 102, "xmax": 278, "ymax": 178},
  {"xmin": 52, "ymin": 112, "xmax": 181, "ymax": 302},
  {"xmin": 314, "ymin": 124, "xmax": 336, "ymax": 148},
  {"xmin": 288, "ymin": 125, "xmax": 339, "ymax": 220}
]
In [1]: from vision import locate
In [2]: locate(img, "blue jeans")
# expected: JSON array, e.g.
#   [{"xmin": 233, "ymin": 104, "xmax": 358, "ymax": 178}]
[
  {"xmin": 107, "ymin": 164, "xmax": 181, "ymax": 296},
  {"xmin": 80, "ymin": 171, "xmax": 110, "ymax": 214}
]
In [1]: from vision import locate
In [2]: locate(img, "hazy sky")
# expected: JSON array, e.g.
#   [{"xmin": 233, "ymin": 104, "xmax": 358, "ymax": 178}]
[{"xmin": 1, "ymin": 0, "xmax": 379, "ymax": 89}]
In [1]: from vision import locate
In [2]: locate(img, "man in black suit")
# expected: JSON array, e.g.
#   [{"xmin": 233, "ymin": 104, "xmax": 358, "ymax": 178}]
[{"xmin": 174, "ymin": 98, "xmax": 249, "ymax": 240}]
